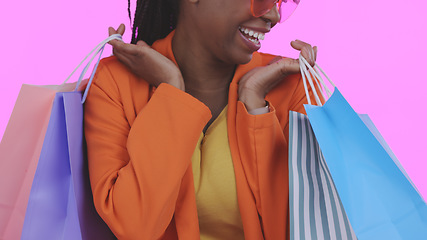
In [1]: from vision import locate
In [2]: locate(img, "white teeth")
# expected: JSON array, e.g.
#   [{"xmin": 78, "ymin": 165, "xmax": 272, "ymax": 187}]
[
  {"xmin": 239, "ymin": 27, "xmax": 265, "ymax": 41},
  {"xmin": 249, "ymin": 38, "xmax": 260, "ymax": 44}
]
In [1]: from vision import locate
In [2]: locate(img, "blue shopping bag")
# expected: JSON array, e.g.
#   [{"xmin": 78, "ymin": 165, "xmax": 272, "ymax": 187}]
[
  {"xmin": 298, "ymin": 55, "xmax": 427, "ymax": 239},
  {"xmin": 20, "ymin": 35, "xmax": 122, "ymax": 240}
]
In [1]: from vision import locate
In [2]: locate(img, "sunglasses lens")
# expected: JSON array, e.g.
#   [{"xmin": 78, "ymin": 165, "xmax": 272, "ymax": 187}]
[
  {"xmin": 278, "ymin": 0, "xmax": 300, "ymax": 23},
  {"xmin": 251, "ymin": 0, "xmax": 272, "ymax": 17},
  {"xmin": 251, "ymin": 0, "xmax": 300, "ymax": 23}
]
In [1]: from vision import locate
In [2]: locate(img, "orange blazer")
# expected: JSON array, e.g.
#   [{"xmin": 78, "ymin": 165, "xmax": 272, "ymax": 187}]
[{"xmin": 84, "ymin": 31, "xmax": 313, "ymax": 240}]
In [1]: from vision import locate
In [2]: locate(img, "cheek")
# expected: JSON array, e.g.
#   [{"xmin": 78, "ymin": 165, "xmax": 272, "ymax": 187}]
[
  {"xmin": 196, "ymin": 1, "xmax": 255, "ymax": 63},
  {"xmin": 197, "ymin": 0, "xmax": 252, "ymax": 45},
  {"xmin": 219, "ymin": 33, "xmax": 254, "ymax": 64}
]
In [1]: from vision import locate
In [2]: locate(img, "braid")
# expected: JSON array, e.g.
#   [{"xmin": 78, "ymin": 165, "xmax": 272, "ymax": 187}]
[
  {"xmin": 127, "ymin": 0, "xmax": 132, "ymax": 29},
  {"xmin": 128, "ymin": 0, "xmax": 179, "ymax": 45}
]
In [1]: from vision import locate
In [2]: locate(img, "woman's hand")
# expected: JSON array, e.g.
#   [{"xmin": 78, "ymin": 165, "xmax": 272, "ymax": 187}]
[
  {"xmin": 108, "ymin": 24, "xmax": 185, "ymax": 91},
  {"xmin": 238, "ymin": 40, "xmax": 317, "ymax": 111}
]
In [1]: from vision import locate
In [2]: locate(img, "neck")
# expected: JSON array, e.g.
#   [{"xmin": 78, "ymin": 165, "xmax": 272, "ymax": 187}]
[{"xmin": 172, "ymin": 27, "xmax": 236, "ymax": 93}]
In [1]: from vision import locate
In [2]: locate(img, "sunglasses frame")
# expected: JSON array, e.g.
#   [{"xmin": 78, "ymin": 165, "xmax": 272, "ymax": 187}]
[
  {"xmin": 250, "ymin": 0, "xmax": 283, "ymax": 18},
  {"xmin": 251, "ymin": 0, "xmax": 299, "ymax": 23}
]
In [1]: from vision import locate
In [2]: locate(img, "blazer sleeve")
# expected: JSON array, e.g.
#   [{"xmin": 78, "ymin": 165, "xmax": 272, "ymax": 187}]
[
  {"xmin": 84, "ymin": 61, "xmax": 211, "ymax": 239},
  {"xmin": 234, "ymin": 73, "xmax": 324, "ymax": 239}
]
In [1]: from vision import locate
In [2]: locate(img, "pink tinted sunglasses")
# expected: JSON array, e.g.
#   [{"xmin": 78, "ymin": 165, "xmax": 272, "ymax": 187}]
[{"xmin": 251, "ymin": 0, "xmax": 300, "ymax": 23}]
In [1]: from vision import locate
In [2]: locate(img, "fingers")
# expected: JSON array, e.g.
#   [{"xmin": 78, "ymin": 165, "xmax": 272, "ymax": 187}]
[
  {"xmin": 108, "ymin": 24, "xmax": 149, "ymax": 57},
  {"xmin": 136, "ymin": 40, "xmax": 149, "ymax": 48},
  {"xmin": 266, "ymin": 57, "xmax": 301, "ymax": 81},
  {"xmin": 117, "ymin": 24, "xmax": 125, "ymax": 35},
  {"xmin": 277, "ymin": 58, "xmax": 300, "ymax": 77},
  {"xmin": 110, "ymin": 36, "xmax": 150, "ymax": 56},
  {"xmin": 108, "ymin": 26, "xmax": 120, "ymax": 47},
  {"xmin": 109, "ymin": 24, "xmax": 125, "ymax": 36},
  {"xmin": 254, "ymin": 58, "xmax": 299, "ymax": 92},
  {"xmin": 114, "ymin": 41, "xmax": 141, "ymax": 56},
  {"xmin": 266, "ymin": 58, "xmax": 298, "ymax": 80},
  {"xmin": 108, "ymin": 24, "xmax": 126, "ymax": 46},
  {"xmin": 268, "ymin": 57, "xmax": 298, "ymax": 77},
  {"xmin": 290, "ymin": 39, "xmax": 317, "ymax": 66},
  {"xmin": 314, "ymin": 46, "xmax": 318, "ymax": 61},
  {"xmin": 113, "ymin": 49, "xmax": 133, "ymax": 68},
  {"xmin": 108, "ymin": 27, "xmax": 116, "ymax": 36},
  {"xmin": 268, "ymin": 56, "xmax": 284, "ymax": 65}
]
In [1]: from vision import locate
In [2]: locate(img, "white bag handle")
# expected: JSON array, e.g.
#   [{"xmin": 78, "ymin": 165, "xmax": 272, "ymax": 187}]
[
  {"xmin": 62, "ymin": 34, "xmax": 123, "ymax": 103},
  {"xmin": 299, "ymin": 53, "xmax": 336, "ymax": 106}
]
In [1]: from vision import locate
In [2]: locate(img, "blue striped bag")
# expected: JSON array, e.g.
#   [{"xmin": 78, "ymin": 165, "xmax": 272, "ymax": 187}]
[
  {"xmin": 289, "ymin": 110, "xmax": 357, "ymax": 240},
  {"xmin": 289, "ymin": 54, "xmax": 427, "ymax": 239}
]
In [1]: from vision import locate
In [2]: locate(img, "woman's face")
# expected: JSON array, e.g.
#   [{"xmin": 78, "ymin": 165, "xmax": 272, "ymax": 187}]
[{"xmin": 183, "ymin": 0, "xmax": 280, "ymax": 65}]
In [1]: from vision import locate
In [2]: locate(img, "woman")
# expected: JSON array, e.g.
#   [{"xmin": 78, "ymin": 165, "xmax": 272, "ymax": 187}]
[{"xmin": 84, "ymin": 0, "xmax": 318, "ymax": 239}]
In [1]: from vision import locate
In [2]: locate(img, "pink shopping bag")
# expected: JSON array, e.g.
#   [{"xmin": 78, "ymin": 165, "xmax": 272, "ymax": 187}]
[
  {"xmin": 0, "ymin": 34, "xmax": 121, "ymax": 239},
  {"xmin": 0, "ymin": 82, "xmax": 85, "ymax": 239}
]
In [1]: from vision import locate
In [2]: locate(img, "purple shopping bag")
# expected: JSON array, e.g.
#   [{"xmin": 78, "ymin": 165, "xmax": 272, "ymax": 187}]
[
  {"xmin": 0, "ymin": 83, "xmax": 79, "ymax": 240},
  {"xmin": 20, "ymin": 34, "xmax": 123, "ymax": 240},
  {"xmin": 20, "ymin": 91, "xmax": 115, "ymax": 240}
]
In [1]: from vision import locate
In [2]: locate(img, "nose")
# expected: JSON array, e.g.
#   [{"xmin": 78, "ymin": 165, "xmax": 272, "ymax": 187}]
[{"xmin": 261, "ymin": 5, "xmax": 280, "ymax": 27}]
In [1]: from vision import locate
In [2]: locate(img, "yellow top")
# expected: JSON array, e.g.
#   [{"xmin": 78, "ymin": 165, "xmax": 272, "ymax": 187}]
[{"xmin": 191, "ymin": 105, "xmax": 245, "ymax": 239}]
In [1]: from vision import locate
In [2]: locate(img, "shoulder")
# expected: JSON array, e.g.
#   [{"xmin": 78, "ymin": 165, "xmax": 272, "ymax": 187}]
[
  {"xmin": 95, "ymin": 55, "xmax": 140, "ymax": 86},
  {"xmin": 91, "ymin": 56, "xmax": 151, "ymax": 99},
  {"xmin": 85, "ymin": 56, "xmax": 152, "ymax": 118}
]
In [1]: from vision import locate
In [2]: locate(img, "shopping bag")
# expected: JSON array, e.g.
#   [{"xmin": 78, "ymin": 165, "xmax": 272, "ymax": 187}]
[
  {"xmin": 288, "ymin": 110, "xmax": 357, "ymax": 240},
  {"xmin": 20, "ymin": 34, "xmax": 122, "ymax": 240},
  {"xmin": 297, "ymin": 55, "xmax": 427, "ymax": 239},
  {"xmin": 358, "ymin": 114, "xmax": 424, "ymax": 198},
  {"xmin": 0, "ymin": 34, "xmax": 122, "ymax": 239},
  {"xmin": 0, "ymin": 80, "xmax": 85, "ymax": 239},
  {"xmin": 20, "ymin": 91, "xmax": 115, "ymax": 240}
]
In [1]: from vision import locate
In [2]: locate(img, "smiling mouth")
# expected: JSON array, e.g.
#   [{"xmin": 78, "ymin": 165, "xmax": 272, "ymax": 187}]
[{"xmin": 238, "ymin": 26, "xmax": 265, "ymax": 45}]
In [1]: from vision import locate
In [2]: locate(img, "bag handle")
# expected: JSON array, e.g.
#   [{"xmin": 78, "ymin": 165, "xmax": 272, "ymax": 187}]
[
  {"xmin": 299, "ymin": 53, "xmax": 336, "ymax": 106},
  {"xmin": 61, "ymin": 34, "xmax": 123, "ymax": 103}
]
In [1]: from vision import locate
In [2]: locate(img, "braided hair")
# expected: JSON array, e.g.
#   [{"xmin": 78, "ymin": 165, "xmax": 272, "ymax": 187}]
[{"xmin": 128, "ymin": 0, "xmax": 179, "ymax": 45}]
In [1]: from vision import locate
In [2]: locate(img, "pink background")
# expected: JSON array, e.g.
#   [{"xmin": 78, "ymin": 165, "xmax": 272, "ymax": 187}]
[{"xmin": 0, "ymin": 0, "xmax": 426, "ymax": 199}]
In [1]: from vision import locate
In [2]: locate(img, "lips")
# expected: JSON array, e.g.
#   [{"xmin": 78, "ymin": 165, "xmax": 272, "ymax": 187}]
[
  {"xmin": 238, "ymin": 26, "xmax": 265, "ymax": 44},
  {"xmin": 238, "ymin": 26, "xmax": 268, "ymax": 52}
]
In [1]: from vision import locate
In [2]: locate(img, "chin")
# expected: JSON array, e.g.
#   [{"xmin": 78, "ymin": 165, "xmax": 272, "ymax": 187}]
[
  {"xmin": 227, "ymin": 30, "xmax": 261, "ymax": 65},
  {"xmin": 226, "ymin": 50, "xmax": 254, "ymax": 65},
  {"xmin": 239, "ymin": 53, "xmax": 254, "ymax": 64}
]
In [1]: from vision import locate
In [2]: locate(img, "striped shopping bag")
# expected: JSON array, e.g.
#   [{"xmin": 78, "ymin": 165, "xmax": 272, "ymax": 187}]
[
  {"xmin": 288, "ymin": 110, "xmax": 357, "ymax": 240},
  {"xmin": 291, "ymin": 53, "xmax": 427, "ymax": 239}
]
